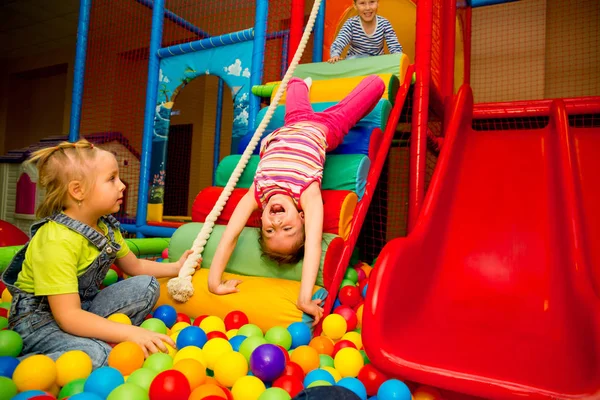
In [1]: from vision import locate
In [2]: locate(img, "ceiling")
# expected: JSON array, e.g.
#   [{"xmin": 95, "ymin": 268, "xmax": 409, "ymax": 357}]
[{"xmin": 0, "ymin": 0, "xmax": 80, "ymax": 60}]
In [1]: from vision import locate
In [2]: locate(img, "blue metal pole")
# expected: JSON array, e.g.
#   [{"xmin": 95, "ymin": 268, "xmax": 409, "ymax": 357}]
[
  {"xmin": 136, "ymin": 0, "xmax": 166, "ymax": 237},
  {"xmin": 469, "ymin": 0, "xmax": 519, "ymax": 7},
  {"xmin": 312, "ymin": 0, "xmax": 325, "ymax": 62},
  {"xmin": 134, "ymin": 0, "xmax": 210, "ymax": 38},
  {"xmin": 248, "ymin": 0, "xmax": 268, "ymax": 134},
  {"xmin": 68, "ymin": 0, "xmax": 93, "ymax": 142},
  {"xmin": 281, "ymin": 32, "xmax": 289, "ymax": 80},
  {"xmin": 213, "ymin": 78, "xmax": 224, "ymax": 185},
  {"xmin": 158, "ymin": 28, "xmax": 254, "ymax": 58}
]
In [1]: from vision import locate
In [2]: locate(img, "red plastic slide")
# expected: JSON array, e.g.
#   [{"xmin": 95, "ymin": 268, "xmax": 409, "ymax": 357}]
[{"xmin": 363, "ymin": 86, "xmax": 600, "ymax": 399}]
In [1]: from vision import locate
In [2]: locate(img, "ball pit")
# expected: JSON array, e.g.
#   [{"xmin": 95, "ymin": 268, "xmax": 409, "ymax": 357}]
[{"xmin": 0, "ymin": 261, "xmax": 427, "ymax": 400}]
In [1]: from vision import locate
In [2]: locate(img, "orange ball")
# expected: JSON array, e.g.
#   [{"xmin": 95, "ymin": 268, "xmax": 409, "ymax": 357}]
[
  {"xmin": 360, "ymin": 264, "xmax": 372, "ymax": 278},
  {"xmin": 309, "ymin": 336, "xmax": 334, "ymax": 356},
  {"xmin": 290, "ymin": 345, "xmax": 320, "ymax": 374},
  {"xmin": 173, "ymin": 358, "xmax": 207, "ymax": 390},
  {"xmin": 356, "ymin": 304, "xmax": 364, "ymax": 328},
  {"xmin": 108, "ymin": 341, "xmax": 144, "ymax": 376},
  {"xmin": 189, "ymin": 383, "xmax": 227, "ymax": 399}
]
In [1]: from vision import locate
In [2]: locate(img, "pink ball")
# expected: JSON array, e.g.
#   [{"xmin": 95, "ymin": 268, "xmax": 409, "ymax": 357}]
[{"xmin": 161, "ymin": 248, "xmax": 169, "ymax": 259}]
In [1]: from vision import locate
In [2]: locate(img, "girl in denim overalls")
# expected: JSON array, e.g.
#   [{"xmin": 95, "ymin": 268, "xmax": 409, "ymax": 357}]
[{"xmin": 1, "ymin": 140, "xmax": 194, "ymax": 369}]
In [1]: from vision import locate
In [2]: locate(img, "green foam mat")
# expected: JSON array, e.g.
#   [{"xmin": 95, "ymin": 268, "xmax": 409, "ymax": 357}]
[{"xmin": 291, "ymin": 54, "xmax": 405, "ymax": 80}]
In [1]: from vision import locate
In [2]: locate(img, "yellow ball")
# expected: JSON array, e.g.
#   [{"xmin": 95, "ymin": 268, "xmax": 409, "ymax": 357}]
[
  {"xmin": 173, "ymin": 346, "xmax": 206, "ymax": 368},
  {"xmin": 202, "ymin": 338, "xmax": 233, "ymax": 369},
  {"xmin": 172, "ymin": 322, "xmax": 190, "ymax": 333},
  {"xmin": 231, "ymin": 375, "xmax": 266, "ymax": 400},
  {"xmin": 55, "ymin": 350, "xmax": 93, "ymax": 386},
  {"xmin": 226, "ymin": 329, "xmax": 239, "ymax": 339},
  {"xmin": 107, "ymin": 313, "xmax": 132, "ymax": 325},
  {"xmin": 108, "ymin": 341, "xmax": 145, "ymax": 376},
  {"xmin": 214, "ymin": 351, "xmax": 248, "ymax": 388},
  {"xmin": 170, "ymin": 330, "xmax": 181, "ymax": 343},
  {"xmin": 414, "ymin": 386, "xmax": 443, "ymax": 400},
  {"xmin": 12, "ymin": 354, "xmax": 56, "ymax": 392},
  {"xmin": 322, "ymin": 314, "xmax": 347, "ymax": 340},
  {"xmin": 321, "ymin": 366, "xmax": 342, "ymax": 382},
  {"xmin": 334, "ymin": 347, "xmax": 363, "ymax": 378},
  {"xmin": 165, "ymin": 342, "xmax": 177, "ymax": 357},
  {"xmin": 200, "ymin": 315, "xmax": 226, "ymax": 334},
  {"xmin": 173, "ymin": 358, "xmax": 207, "ymax": 390},
  {"xmin": 342, "ymin": 331, "xmax": 362, "ymax": 350},
  {"xmin": 290, "ymin": 345, "xmax": 320, "ymax": 374},
  {"xmin": 1, "ymin": 288, "xmax": 12, "ymax": 303}
]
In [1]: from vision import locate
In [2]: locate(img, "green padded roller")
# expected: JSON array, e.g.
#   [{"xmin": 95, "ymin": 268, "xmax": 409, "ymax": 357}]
[
  {"xmin": 252, "ymin": 83, "xmax": 277, "ymax": 98},
  {"xmin": 215, "ymin": 154, "xmax": 370, "ymax": 199},
  {"xmin": 254, "ymin": 99, "xmax": 391, "ymax": 132},
  {"xmin": 0, "ymin": 246, "xmax": 23, "ymax": 274},
  {"xmin": 292, "ymin": 54, "xmax": 405, "ymax": 80},
  {"xmin": 124, "ymin": 238, "xmax": 170, "ymax": 257},
  {"xmin": 168, "ymin": 223, "xmax": 338, "ymax": 286}
]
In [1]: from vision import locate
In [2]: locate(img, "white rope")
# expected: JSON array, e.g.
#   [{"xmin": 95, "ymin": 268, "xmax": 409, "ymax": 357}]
[{"xmin": 167, "ymin": 0, "xmax": 324, "ymax": 302}]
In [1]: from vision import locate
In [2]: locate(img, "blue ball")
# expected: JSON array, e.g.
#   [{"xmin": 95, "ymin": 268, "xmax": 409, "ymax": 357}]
[
  {"xmin": 333, "ymin": 298, "xmax": 342, "ymax": 309},
  {"xmin": 304, "ymin": 369, "xmax": 336, "ymax": 387},
  {"xmin": 0, "ymin": 356, "xmax": 19, "ymax": 378},
  {"xmin": 153, "ymin": 304, "xmax": 177, "ymax": 328},
  {"xmin": 83, "ymin": 366, "xmax": 124, "ymax": 399},
  {"xmin": 287, "ymin": 322, "xmax": 312, "ymax": 349},
  {"xmin": 70, "ymin": 393, "xmax": 104, "ymax": 400},
  {"xmin": 229, "ymin": 335, "xmax": 248, "ymax": 352},
  {"xmin": 377, "ymin": 379, "xmax": 411, "ymax": 400},
  {"xmin": 11, "ymin": 390, "xmax": 46, "ymax": 400},
  {"xmin": 177, "ymin": 326, "xmax": 208, "ymax": 349},
  {"xmin": 362, "ymin": 284, "xmax": 368, "ymax": 299},
  {"xmin": 337, "ymin": 377, "xmax": 368, "ymax": 400},
  {"xmin": 368, "ymin": 397, "xmax": 379, "ymax": 400}
]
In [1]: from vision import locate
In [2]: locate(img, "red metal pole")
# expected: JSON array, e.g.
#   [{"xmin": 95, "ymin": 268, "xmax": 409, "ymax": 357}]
[
  {"xmin": 408, "ymin": 0, "xmax": 434, "ymax": 232},
  {"xmin": 441, "ymin": 0, "xmax": 456, "ymax": 99},
  {"xmin": 288, "ymin": 0, "xmax": 305, "ymax": 67},
  {"xmin": 464, "ymin": 6, "xmax": 472, "ymax": 84}
]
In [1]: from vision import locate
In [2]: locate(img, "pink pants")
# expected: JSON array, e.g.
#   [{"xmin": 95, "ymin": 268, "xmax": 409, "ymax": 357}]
[{"xmin": 284, "ymin": 75, "xmax": 386, "ymax": 150}]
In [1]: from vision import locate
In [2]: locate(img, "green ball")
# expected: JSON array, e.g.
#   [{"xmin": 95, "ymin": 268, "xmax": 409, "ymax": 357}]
[
  {"xmin": 127, "ymin": 368, "xmax": 157, "ymax": 391},
  {"xmin": 161, "ymin": 258, "xmax": 170, "ymax": 263},
  {"xmin": 344, "ymin": 268, "xmax": 359, "ymax": 284},
  {"xmin": 319, "ymin": 354, "xmax": 334, "ymax": 368},
  {"xmin": 140, "ymin": 318, "xmax": 167, "ymax": 334},
  {"xmin": 206, "ymin": 368, "xmax": 214, "ymax": 377},
  {"xmin": 360, "ymin": 349, "xmax": 370, "ymax": 365},
  {"xmin": 0, "ymin": 317, "xmax": 7, "ymax": 331},
  {"xmin": 58, "ymin": 378, "xmax": 86, "ymax": 399},
  {"xmin": 0, "ymin": 330, "xmax": 22, "ymax": 357},
  {"xmin": 307, "ymin": 380, "xmax": 332, "ymax": 388},
  {"xmin": 239, "ymin": 336, "xmax": 267, "ymax": 362},
  {"xmin": 264, "ymin": 326, "xmax": 292, "ymax": 350},
  {"xmin": 107, "ymin": 383, "xmax": 149, "ymax": 400},
  {"xmin": 0, "ymin": 376, "xmax": 17, "ymax": 400},
  {"xmin": 258, "ymin": 387, "xmax": 292, "ymax": 400},
  {"xmin": 340, "ymin": 279, "xmax": 355, "ymax": 289},
  {"xmin": 0, "ymin": 302, "xmax": 10, "ymax": 310},
  {"xmin": 237, "ymin": 323, "xmax": 263, "ymax": 338},
  {"xmin": 103, "ymin": 269, "xmax": 119, "ymax": 286},
  {"xmin": 143, "ymin": 352, "xmax": 173, "ymax": 372}
]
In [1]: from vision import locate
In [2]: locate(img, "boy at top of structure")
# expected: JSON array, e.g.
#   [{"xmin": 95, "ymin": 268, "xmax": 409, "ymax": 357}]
[
  {"xmin": 328, "ymin": 0, "xmax": 403, "ymax": 63},
  {"xmin": 207, "ymin": 75, "xmax": 385, "ymax": 324}
]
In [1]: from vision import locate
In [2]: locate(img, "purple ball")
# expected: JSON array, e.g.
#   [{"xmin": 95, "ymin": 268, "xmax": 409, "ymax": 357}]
[{"xmin": 249, "ymin": 344, "xmax": 286, "ymax": 382}]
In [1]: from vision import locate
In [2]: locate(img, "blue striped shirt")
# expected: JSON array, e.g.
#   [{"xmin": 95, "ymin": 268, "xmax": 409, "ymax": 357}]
[{"xmin": 330, "ymin": 15, "xmax": 403, "ymax": 58}]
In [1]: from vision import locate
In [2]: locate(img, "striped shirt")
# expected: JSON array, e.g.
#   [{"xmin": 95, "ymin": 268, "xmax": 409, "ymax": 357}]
[
  {"xmin": 254, "ymin": 122, "xmax": 328, "ymax": 210},
  {"xmin": 330, "ymin": 15, "xmax": 403, "ymax": 58}
]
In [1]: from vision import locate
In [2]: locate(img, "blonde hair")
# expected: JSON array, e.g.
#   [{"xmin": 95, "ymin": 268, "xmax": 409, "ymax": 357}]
[
  {"xmin": 257, "ymin": 228, "xmax": 305, "ymax": 265},
  {"xmin": 28, "ymin": 139, "xmax": 99, "ymax": 218}
]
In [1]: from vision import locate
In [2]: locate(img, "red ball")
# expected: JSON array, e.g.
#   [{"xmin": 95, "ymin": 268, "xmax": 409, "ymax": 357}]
[
  {"xmin": 273, "ymin": 375, "xmax": 304, "ymax": 398},
  {"xmin": 175, "ymin": 313, "xmax": 191, "ymax": 324},
  {"xmin": 144, "ymin": 313, "xmax": 153, "ymax": 320},
  {"xmin": 357, "ymin": 364, "xmax": 388, "ymax": 396},
  {"xmin": 333, "ymin": 305, "xmax": 358, "ymax": 331},
  {"xmin": 0, "ymin": 281, "xmax": 6, "ymax": 294},
  {"xmin": 277, "ymin": 345, "xmax": 290, "ymax": 364},
  {"xmin": 150, "ymin": 370, "xmax": 191, "ymax": 400},
  {"xmin": 110, "ymin": 264, "xmax": 123, "ymax": 279},
  {"xmin": 193, "ymin": 315, "xmax": 208, "ymax": 327},
  {"xmin": 281, "ymin": 361, "xmax": 305, "ymax": 381},
  {"xmin": 338, "ymin": 285, "xmax": 361, "ymax": 308},
  {"xmin": 0, "ymin": 308, "xmax": 8, "ymax": 318},
  {"xmin": 224, "ymin": 310, "xmax": 249, "ymax": 331},
  {"xmin": 207, "ymin": 331, "xmax": 228, "ymax": 341},
  {"xmin": 219, "ymin": 386, "xmax": 234, "ymax": 400},
  {"xmin": 333, "ymin": 339, "xmax": 357, "ymax": 357},
  {"xmin": 355, "ymin": 267, "xmax": 367, "ymax": 282},
  {"xmin": 28, "ymin": 395, "xmax": 55, "ymax": 400},
  {"xmin": 0, "ymin": 220, "xmax": 28, "ymax": 246}
]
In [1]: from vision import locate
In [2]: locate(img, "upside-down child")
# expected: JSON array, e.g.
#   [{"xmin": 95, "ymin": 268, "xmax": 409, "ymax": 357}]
[
  {"xmin": 207, "ymin": 75, "xmax": 385, "ymax": 324},
  {"xmin": 1, "ymin": 140, "xmax": 197, "ymax": 368}
]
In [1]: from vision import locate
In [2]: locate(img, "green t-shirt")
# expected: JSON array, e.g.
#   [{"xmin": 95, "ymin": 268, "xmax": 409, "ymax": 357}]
[{"xmin": 14, "ymin": 219, "xmax": 129, "ymax": 295}]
